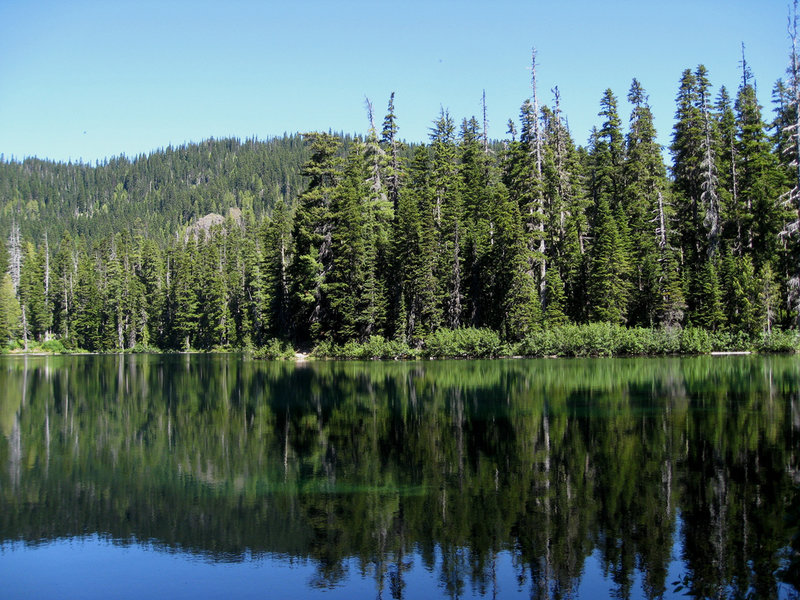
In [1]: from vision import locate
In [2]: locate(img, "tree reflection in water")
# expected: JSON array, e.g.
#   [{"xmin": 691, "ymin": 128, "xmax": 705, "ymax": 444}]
[{"xmin": 0, "ymin": 354, "xmax": 798, "ymax": 599}]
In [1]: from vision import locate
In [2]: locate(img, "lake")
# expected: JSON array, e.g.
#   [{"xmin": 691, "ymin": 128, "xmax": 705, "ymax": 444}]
[{"xmin": 0, "ymin": 354, "xmax": 798, "ymax": 599}]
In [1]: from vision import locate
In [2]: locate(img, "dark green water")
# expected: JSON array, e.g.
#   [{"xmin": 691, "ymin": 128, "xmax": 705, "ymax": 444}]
[{"xmin": 0, "ymin": 354, "xmax": 798, "ymax": 599}]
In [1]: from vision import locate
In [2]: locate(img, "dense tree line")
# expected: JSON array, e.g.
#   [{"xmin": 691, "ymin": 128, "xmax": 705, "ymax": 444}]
[{"xmin": 1, "ymin": 53, "xmax": 799, "ymax": 351}]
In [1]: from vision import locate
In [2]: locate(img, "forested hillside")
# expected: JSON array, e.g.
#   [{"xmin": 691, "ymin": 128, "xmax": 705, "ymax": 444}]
[
  {"xmin": 0, "ymin": 57, "xmax": 799, "ymax": 352},
  {"xmin": 0, "ymin": 135, "xmax": 311, "ymax": 245}
]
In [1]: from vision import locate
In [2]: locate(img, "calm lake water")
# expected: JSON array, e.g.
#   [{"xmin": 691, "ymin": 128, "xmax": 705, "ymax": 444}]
[{"xmin": 0, "ymin": 354, "xmax": 799, "ymax": 599}]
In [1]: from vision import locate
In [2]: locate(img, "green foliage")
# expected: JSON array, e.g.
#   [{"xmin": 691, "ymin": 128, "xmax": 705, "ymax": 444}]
[
  {"xmin": 514, "ymin": 323, "xmax": 775, "ymax": 357},
  {"xmin": 0, "ymin": 136, "xmax": 310, "ymax": 247},
  {"xmin": 313, "ymin": 335, "xmax": 417, "ymax": 360},
  {"xmin": 755, "ymin": 329, "xmax": 800, "ymax": 353},
  {"xmin": 422, "ymin": 327, "xmax": 508, "ymax": 358},
  {"xmin": 0, "ymin": 273, "xmax": 20, "ymax": 341},
  {"xmin": 40, "ymin": 339, "xmax": 67, "ymax": 354},
  {"xmin": 677, "ymin": 327, "xmax": 714, "ymax": 354},
  {"xmin": 588, "ymin": 200, "xmax": 631, "ymax": 323},
  {"xmin": 252, "ymin": 338, "xmax": 295, "ymax": 360}
]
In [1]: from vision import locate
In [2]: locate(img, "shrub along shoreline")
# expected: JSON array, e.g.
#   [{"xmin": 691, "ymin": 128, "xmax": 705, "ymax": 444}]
[
  {"xmin": 5, "ymin": 324, "xmax": 799, "ymax": 359},
  {"xmin": 261, "ymin": 324, "xmax": 800, "ymax": 360}
]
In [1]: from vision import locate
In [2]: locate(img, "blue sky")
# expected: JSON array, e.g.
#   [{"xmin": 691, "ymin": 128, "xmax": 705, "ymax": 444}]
[{"xmin": 0, "ymin": 0, "xmax": 791, "ymax": 163}]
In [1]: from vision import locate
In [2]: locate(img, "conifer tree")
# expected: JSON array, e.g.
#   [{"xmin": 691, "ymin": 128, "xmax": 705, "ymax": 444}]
[
  {"xmin": 0, "ymin": 273, "xmax": 20, "ymax": 342},
  {"xmin": 586, "ymin": 90, "xmax": 631, "ymax": 323},
  {"xmin": 72, "ymin": 252, "xmax": 103, "ymax": 351},
  {"xmin": 715, "ymin": 87, "xmax": 742, "ymax": 254},
  {"xmin": 380, "ymin": 93, "xmax": 403, "ymax": 213},
  {"xmin": 726, "ymin": 253, "xmax": 761, "ymax": 336},
  {"xmin": 135, "ymin": 236, "xmax": 164, "ymax": 348},
  {"xmin": 322, "ymin": 141, "xmax": 387, "ymax": 342},
  {"xmin": 224, "ymin": 214, "xmax": 263, "ymax": 347},
  {"xmin": 758, "ymin": 263, "xmax": 781, "ymax": 334},
  {"xmin": 540, "ymin": 89, "xmax": 586, "ymax": 324},
  {"xmin": 593, "ymin": 89, "xmax": 625, "ymax": 210},
  {"xmin": 542, "ymin": 267, "xmax": 567, "ymax": 326},
  {"xmin": 693, "ymin": 258, "xmax": 725, "ymax": 331},
  {"xmin": 363, "ymin": 104, "xmax": 393, "ymax": 338},
  {"xmin": 49, "ymin": 234, "xmax": 80, "ymax": 342},
  {"xmin": 503, "ymin": 99, "xmax": 547, "ymax": 322},
  {"xmin": 393, "ymin": 146, "xmax": 440, "ymax": 340},
  {"xmin": 18, "ymin": 241, "xmax": 50, "ymax": 340},
  {"xmin": 623, "ymin": 79, "xmax": 672, "ymax": 325},
  {"xmin": 0, "ymin": 241, "xmax": 8, "ymax": 284},
  {"xmin": 429, "ymin": 110, "xmax": 464, "ymax": 329},
  {"xmin": 672, "ymin": 66, "xmax": 724, "ymax": 322},
  {"xmin": 105, "ymin": 235, "xmax": 130, "ymax": 350},
  {"xmin": 262, "ymin": 198, "xmax": 293, "ymax": 339},
  {"xmin": 588, "ymin": 198, "xmax": 631, "ymax": 323},
  {"xmin": 735, "ymin": 70, "xmax": 783, "ymax": 266},
  {"xmin": 778, "ymin": 1, "xmax": 800, "ymax": 325},
  {"xmin": 671, "ymin": 69, "xmax": 705, "ymax": 261},
  {"xmin": 696, "ymin": 65, "xmax": 722, "ymax": 259},
  {"xmin": 168, "ymin": 240, "xmax": 200, "ymax": 350},
  {"xmin": 289, "ymin": 132, "xmax": 340, "ymax": 343},
  {"xmin": 459, "ymin": 115, "xmax": 492, "ymax": 326},
  {"xmin": 654, "ymin": 191, "xmax": 686, "ymax": 327},
  {"xmin": 495, "ymin": 180, "xmax": 542, "ymax": 338},
  {"xmin": 323, "ymin": 145, "xmax": 367, "ymax": 342},
  {"xmin": 197, "ymin": 236, "xmax": 231, "ymax": 348}
]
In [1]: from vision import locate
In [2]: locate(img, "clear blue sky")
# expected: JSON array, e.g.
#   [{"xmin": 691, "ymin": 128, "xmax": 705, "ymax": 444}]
[{"xmin": 0, "ymin": 0, "xmax": 791, "ymax": 163}]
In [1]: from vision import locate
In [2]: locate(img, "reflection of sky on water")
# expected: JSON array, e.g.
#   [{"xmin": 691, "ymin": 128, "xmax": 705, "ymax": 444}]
[{"xmin": 2, "ymin": 529, "xmax": 767, "ymax": 600}]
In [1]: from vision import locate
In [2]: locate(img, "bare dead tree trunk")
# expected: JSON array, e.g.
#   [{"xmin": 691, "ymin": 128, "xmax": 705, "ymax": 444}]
[
  {"xmin": 656, "ymin": 191, "xmax": 668, "ymax": 250},
  {"xmin": 531, "ymin": 48, "xmax": 547, "ymax": 308},
  {"xmin": 21, "ymin": 304, "xmax": 29, "ymax": 352},
  {"xmin": 44, "ymin": 231, "xmax": 50, "ymax": 338},
  {"xmin": 787, "ymin": 1, "xmax": 800, "ymax": 325},
  {"xmin": 8, "ymin": 222, "xmax": 21, "ymax": 293},
  {"xmin": 700, "ymin": 84, "xmax": 720, "ymax": 257},
  {"xmin": 553, "ymin": 87, "xmax": 568, "ymax": 241},
  {"xmin": 482, "ymin": 89, "xmax": 489, "ymax": 154},
  {"xmin": 449, "ymin": 222, "xmax": 461, "ymax": 329}
]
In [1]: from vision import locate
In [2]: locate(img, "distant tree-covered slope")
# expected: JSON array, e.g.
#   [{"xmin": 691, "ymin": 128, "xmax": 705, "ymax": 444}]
[{"xmin": 0, "ymin": 136, "xmax": 311, "ymax": 246}]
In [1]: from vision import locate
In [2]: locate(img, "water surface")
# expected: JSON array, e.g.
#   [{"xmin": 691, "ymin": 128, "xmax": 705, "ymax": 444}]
[{"xmin": 1, "ymin": 354, "xmax": 798, "ymax": 599}]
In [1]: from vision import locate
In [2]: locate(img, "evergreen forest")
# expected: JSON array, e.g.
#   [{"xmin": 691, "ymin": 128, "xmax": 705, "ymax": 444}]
[{"xmin": 1, "ymin": 48, "xmax": 800, "ymax": 354}]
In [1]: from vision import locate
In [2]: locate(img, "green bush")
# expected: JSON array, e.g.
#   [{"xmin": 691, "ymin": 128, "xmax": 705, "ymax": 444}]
[
  {"xmin": 518, "ymin": 324, "xmax": 730, "ymax": 357},
  {"xmin": 423, "ymin": 327, "xmax": 508, "ymax": 358},
  {"xmin": 253, "ymin": 339, "xmax": 295, "ymax": 360},
  {"xmin": 41, "ymin": 339, "xmax": 67, "ymax": 354},
  {"xmin": 677, "ymin": 327, "xmax": 713, "ymax": 354},
  {"xmin": 130, "ymin": 342, "xmax": 160, "ymax": 353},
  {"xmin": 757, "ymin": 329, "xmax": 800, "ymax": 353},
  {"xmin": 313, "ymin": 336, "xmax": 418, "ymax": 360}
]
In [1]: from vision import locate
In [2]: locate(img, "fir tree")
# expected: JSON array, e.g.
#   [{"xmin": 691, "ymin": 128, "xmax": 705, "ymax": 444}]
[
  {"xmin": 18, "ymin": 241, "xmax": 50, "ymax": 340},
  {"xmin": 692, "ymin": 258, "xmax": 725, "ymax": 331},
  {"xmin": 168, "ymin": 241, "xmax": 200, "ymax": 350},
  {"xmin": 0, "ymin": 273, "xmax": 21, "ymax": 341},
  {"xmin": 588, "ymin": 198, "xmax": 631, "ymax": 324},
  {"xmin": 393, "ymin": 146, "xmax": 440, "ymax": 341},
  {"xmin": 323, "ymin": 141, "xmax": 386, "ymax": 342},
  {"xmin": 623, "ymin": 79, "xmax": 672, "ymax": 325},
  {"xmin": 735, "ymin": 76, "xmax": 783, "ymax": 266},
  {"xmin": 429, "ymin": 110, "xmax": 464, "ymax": 329},
  {"xmin": 72, "ymin": 252, "xmax": 103, "ymax": 351},
  {"xmin": 262, "ymin": 198, "xmax": 293, "ymax": 339},
  {"xmin": 289, "ymin": 132, "xmax": 340, "ymax": 343}
]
